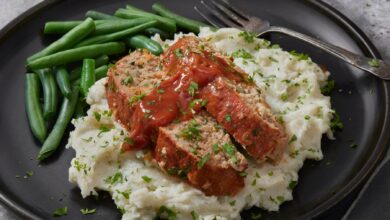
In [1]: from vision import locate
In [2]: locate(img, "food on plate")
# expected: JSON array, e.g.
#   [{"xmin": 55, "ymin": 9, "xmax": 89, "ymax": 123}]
[
  {"xmin": 24, "ymin": 2, "xmax": 336, "ymax": 219},
  {"xmin": 155, "ymin": 113, "xmax": 248, "ymax": 196}
]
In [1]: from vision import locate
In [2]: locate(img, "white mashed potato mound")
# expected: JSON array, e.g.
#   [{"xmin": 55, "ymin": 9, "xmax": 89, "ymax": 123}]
[{"xmin": 68, "ymin": 28, "xmax": 333, "ymax": 220}]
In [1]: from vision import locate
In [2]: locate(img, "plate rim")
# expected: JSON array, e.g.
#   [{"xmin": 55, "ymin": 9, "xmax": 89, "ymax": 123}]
[{"xmin": 0, "ymin": 0, "xmax": 388, "ymax": 219}]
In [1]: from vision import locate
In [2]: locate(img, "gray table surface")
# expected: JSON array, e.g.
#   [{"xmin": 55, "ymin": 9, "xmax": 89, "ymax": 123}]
[{"xmin": 0, "ymin": 0, "xmax": 389, "ymax": 219}]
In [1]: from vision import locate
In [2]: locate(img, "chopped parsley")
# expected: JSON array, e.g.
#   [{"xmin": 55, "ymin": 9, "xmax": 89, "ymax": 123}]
[
  {"xmin": 142, "ymin": 175, "xmax": 152, "ymax": 183},
  {"xmin": 349, "ymin": 140, "xmax": 358, "ymax": 149},
  {"xmin": 268, "ymin": 171, "xmax": 274, "ymax": 176},
  {"xmin": 73, "ymin": 159, "xmax": 89, "ymax": 174},
  {"xmin": 224, "ymin": 114, "xmax": 232, "ymax": 123},
  {"xmin": 180, "ymin": 120, "xmax": 202, "ymax": 141},
  {"xmin": 330, "ymin": 111, "xmax": 343, "ymax": 132},
  {"xmin": 280, "ymin": 93, "xmax": 289, "ymax": 101},
  {"xmin": 238, "ymin": 31, "xmax": 257, "ymax": 43},
  {"xmin": 251, "ymin": 179, "xmax": 257, "ymax": 186},
  {"xmin": 188, "ymin": 82, "xmax": 199, "ymax": 97},
  {"xmin": 304, "ymin": 115, "xmax": 311, "ymax": 120},
  {"xmin": 157, "ymin": 205, "xmax": 177, "ymax": 220},
  {"xmin": 124, "ymin": 137, "xmax": 134, "ymax": 145},
  {"xmin": 368, "ymin": 59, "xmax": 380, "ymax": 68},
  {"xmin": 288, "ymin": 134, "xmax": 297, "ymax": 144},
  {"xmin": 80, "ymin": 208, "xmax": 96, "ymax": 215},
  {"xmin": 25, "ymin": 171, "xmax": 34, "ymax": 177},
  {"xmin": 98, "ymin": 125, "xmax": 111, "ymax": 137},
  {"xmin": 276, "ymin": 196, "xmax": 285, "ymax": 203},
  {"xmin": 321, "ymin": 79, "xmax": 335, "ymax": 96},
  {"xmin": 117, "ymin": 189, "xmax": 132, "ymax": 199},
  {"xmin": 197, "ymin": 153, "xmax": 211, "ymax": 169},
  {"xmin": 53, "ymin": 206, "xmax": 68, "ymax": 217},
  {"xmin": 121, "ymin": 76, "xmax": 133, "ymax": 86},
  {"xmin": 229, "ymin": 200, "xmax": 236, "ymax": 206},
  {"xmin": 191, "ymin": 210, "xmax": 199, "ymax": 220},
  {"xmin": 174, "ymin": 48, "xmax": 184, "ymax": 58},
  {"xmin": 239, "ymin": 172, "xmax": 248, "ymax": 177},
  {"xmin": 93, "ymin": 112, "xmax": 101, "ymax": 122},
  {"xmin": 189, "ymin": 99, "xmax": 208, "ymax": 111},
  {"xmin": 105, "ymin": 172, "xmax": 123, "ymax": 185},
  {"xmin": 231, "ymin": 49, "xmax": 253, "ymax": 59},
  {"xmin": 290, "ymin": 50, "xmax": 310, "ymax": 60},
  {"xmin": 157, "ymin": 88, "xmax": 165, "ymax": 94},
  {"xmin": 167, "ymin": 167, "xmax": 189, "ymax": 179},
  {"xmin": 129, "ymin": 93, "xmax": 146, "ymax": 105},
  {"xmin": 289, "ymin": 150, "xmax": 299, "ymax": 158},
  {"xmin": 223, "ymin": 143, "xmax": 237, "ymax": 164},
  {"xmin": 212, "ymin": 143, "xmax": 220, "ymax": 154},
  {"xmin": 268, "ymin": 57, "xmax": 278, "ymax": 63},
  {"xmin": 288, "ymin": 180, "xmax": 298, "ymax": 190},
  {"xmin": 250, "ymin": 212, "xmax": 262, "ymax": 220}
]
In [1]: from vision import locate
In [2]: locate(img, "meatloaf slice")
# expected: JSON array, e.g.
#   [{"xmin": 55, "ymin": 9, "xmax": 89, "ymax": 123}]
[
  {"xmin": 200, "ymin": 77, "xmax": 288, "ymax": 163},
  {"xmin": 106, "ymin": 49, "xmax": 249, "ymax": 196},
  {"xmin": 106, "ymin": 49, "xmax": 166, "ymax": 133},
  {"xmin": 154, "ymin": 113, "xmax": 247, "ymax": 196}
]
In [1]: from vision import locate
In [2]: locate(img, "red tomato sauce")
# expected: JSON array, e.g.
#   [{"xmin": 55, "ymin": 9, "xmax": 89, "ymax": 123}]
[{"xmin": 124, "ymin": 37, "xmax": 245, "ymax": 150}]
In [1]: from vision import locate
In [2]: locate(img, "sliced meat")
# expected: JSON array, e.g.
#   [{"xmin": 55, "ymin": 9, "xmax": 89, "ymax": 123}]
[
  {"xmin": 106, "ymin": 49, "xmax": 166, "ymax": 147},
  {"xmin": 154, "ymin": 113, "xmax": 247, "ymax": 196},
  {"xmin": 106, "ymin": 48, "xmax": 249, "ymax": 196},
  {"xmin": 200, "ymin": 77, "xmax": 288, "ymax": 163}
]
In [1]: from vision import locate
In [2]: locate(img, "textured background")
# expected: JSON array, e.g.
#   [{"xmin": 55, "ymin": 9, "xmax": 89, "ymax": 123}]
[{"xmin": 0, "ymin": 0, "xmax": 389, "ymax": 219}]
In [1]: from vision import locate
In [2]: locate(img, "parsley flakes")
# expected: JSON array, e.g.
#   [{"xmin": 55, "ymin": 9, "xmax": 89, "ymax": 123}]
[
  {"xmin": 330, "ymin": 111, "xmax": 343, "ymax": 132},
  {"xmin": 188, "ymin": 81, "xmax": 199, "ymax": 97},
  {"xmin": 180, "ymin": 120, "xmax": 202, "ymax": 141},
  {"xmin": 238, "ymin": 31, "xmax": 257, "ymax": 43},
  {"xmin": 142, "ymin": 175, "xmax": 152, "ymax": 183},
  {"xmin": 80, "ymin": 208, "xmax": 96, "ymax": 215},
  {"xmin": 321, "ymin": 79, "xmax": 335, "ymax": 96},
  {"xmin": 105, "ymin": 172, "xmax": 123, "ymax": 185},
  {"xmin": 224, "ymin": 114, "xmax": 232, "ymax": 123},
  {"xmin": 157, "ymin": 205, "xmax": 177, "ymax": 220},
  {"xmin": 368, "ymin": 59, "xmax": 380, "ymax": 68},
  {"xmin": 53, "ymin": 206, "xmax": 68, "ymax": 217},
  {"xmin": 197, "ymin": 153, "xmax": 211, "ymax": 169},
  {"xmin": 223, "ymin": 143, "xmax": 238, "ymax": 164},
  {"xmin": 290, "ymin": 50, "xmax": 310, "ymax": 61}
]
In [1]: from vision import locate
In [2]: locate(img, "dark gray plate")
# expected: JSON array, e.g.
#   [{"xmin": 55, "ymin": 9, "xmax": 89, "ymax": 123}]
[{"xmin": 0, "ymin": 0, "xmax": 389, "ymax": 219}]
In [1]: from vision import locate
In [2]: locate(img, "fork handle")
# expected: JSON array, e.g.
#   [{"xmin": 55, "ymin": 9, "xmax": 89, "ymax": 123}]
[{"xmin": 263, "ymin": 26, "xmax": 390, "ymax": 80}]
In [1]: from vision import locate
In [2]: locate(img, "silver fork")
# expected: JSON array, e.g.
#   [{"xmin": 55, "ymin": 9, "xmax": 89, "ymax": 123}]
[{"xmin": 194, "ymin": 0, "xmax": 390, "ymax": 80}]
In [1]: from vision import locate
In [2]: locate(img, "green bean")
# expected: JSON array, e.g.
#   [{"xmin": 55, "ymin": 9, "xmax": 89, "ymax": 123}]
[
  {"xmin": 80, "ymin": 59, "xmax": 95, "ymax": 97},
  {"xmin": 144, "ymin": 27, "xmax": 170, "ymax": 40},
  {"xmin": 85, "ymin": 10, "xmax": 121, "ymax": 20},
  {"xmin": 28, "ymin": 18, "xmax": 95, "ymax": 62},
  {"xmin": 115, "ymin": 7, "xmax": 176, "ymax": 33},
  {"xmin": 69, "ymin": 55, "xmax": 109, "ymax": 81},
  {"xmin": 35, "ymin": 68, "xmax": 59, "ymax": 120},
  {"xmin": 27, "ymin": 42, "xmax": 125, "ymax": 70},
  {"xmin": 95, "ymin": 65, "xmax": 109, "ymax": 80},
  {"xmin": 44, "ymin": 21, "xmax": 82, "ymax": 34},
  {"xmin": 44, "ymin": 18, "xmax": 153, "ymax": 36},
  {"xmin": 93, "ymin": 18, "xmax": 153, "ymax": 36},
  {"xmin": 37, "ymin": 85, "xmax": 80, "ymax": 161},
  {"xmin": 25, "ymin": 73, "xmax": 47, "ymax": 143},
  {"xmin": 54, "ymin": 66, "xmax": 71, "ymax": 98},
  {"xmin": 152, "ymin": 3, "xmax": 208, "ymax": 33},
  {"xmin": 126, "ymin": 35, "xmax": 163, "ymax": 55},
  {"xmin": 75, "ymin": 21, "xmax": 157, "ymax": 47}
]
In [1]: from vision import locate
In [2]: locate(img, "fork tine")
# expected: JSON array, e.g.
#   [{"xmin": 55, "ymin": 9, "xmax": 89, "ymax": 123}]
[
  {"xmin": 199, "ymin": 0, "xmax": 241, "ymax": 28},
  {"xmin": 209, "ymin": 0, "xmax": 248, "ymax": 26},
  {"xmin": 220, "ymin": 0, "xmax": 251, "ymax": 20},
  {"xmin": 194, "ymin": 6, "xmax": 220, "ymax": 28}
]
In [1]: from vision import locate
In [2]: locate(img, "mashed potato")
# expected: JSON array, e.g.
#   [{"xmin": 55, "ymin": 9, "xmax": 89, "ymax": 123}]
[{"xmin": 67, "ymin": 28, "xmax": 333, "ymax": 220}]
